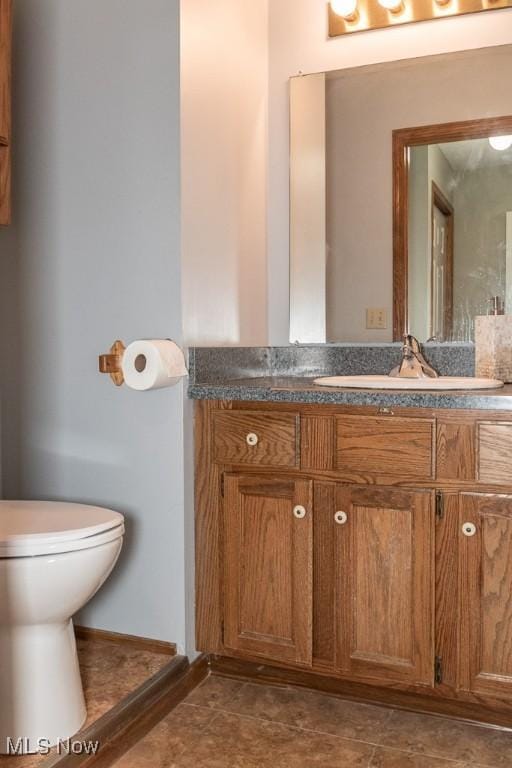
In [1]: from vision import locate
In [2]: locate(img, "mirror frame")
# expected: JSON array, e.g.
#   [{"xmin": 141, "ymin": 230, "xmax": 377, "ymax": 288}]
[{"xmin": 392, "ymin": 114, "xmax": 512, "ymax": 341}]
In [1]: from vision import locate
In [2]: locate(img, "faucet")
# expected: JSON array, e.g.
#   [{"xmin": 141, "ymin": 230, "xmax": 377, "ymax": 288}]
[{"xmin": 389, "ymin": 334, "xmax": 439, "ymax": 379}]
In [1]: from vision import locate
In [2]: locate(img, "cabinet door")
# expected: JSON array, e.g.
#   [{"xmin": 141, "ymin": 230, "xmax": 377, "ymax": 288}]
[
  {"xmin": 459, "ymin": 493, "xmax": 512, "ymax": 699},
  {"xmin": 335, "ymin": 485, "xmax": 434, "ymax": 686},
  {"xmin": 223, "ymin": 474, "xmax": 313, "ymax": 666}
]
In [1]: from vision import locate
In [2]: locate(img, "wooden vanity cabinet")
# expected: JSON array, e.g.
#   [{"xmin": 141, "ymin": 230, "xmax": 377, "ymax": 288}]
[
  {"xmin": 458, "ymin": 493, "xmax": 512, "ymax": 700},
  {"xmin": 333, "ymin": 485, "xmax": 435, "ymax": 686},
  {"xmin": 223, "ymin": 474, "xmax": 313, "ymax": 667},
  {"xmin": 195, "ymin": 401, "xmax": 512, "ymax": 725},
  {"xmin": 335, "ymin": 415, "xmax": 435, "ymax": 481},
  {"xmin": 0, "ymin": 0, "xmax": 11, "ymax": 225}
]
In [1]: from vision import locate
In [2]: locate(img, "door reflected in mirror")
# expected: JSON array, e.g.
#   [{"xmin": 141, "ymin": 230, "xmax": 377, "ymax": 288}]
[{"xmin": 408, "ymin": 136, "xmax": 512, "ymax": 342}]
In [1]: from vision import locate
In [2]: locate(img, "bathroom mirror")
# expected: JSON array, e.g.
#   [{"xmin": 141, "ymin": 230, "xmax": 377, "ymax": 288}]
[{"xmin": 289, "ymin": 45, "xmax": 512, "ymax": 344}]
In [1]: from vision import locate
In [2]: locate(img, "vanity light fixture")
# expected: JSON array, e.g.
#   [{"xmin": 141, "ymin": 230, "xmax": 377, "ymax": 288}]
[
  {"xmin": 330, "ymin": 0, "xmax": 359, "ymax": 20},
  {"xmin": 328, "ymin": 0, "xmax": 512, "ymax": 37},
  {"xmin": 489, "ymin": 135, "xmax": 512, "ymax": 151}
]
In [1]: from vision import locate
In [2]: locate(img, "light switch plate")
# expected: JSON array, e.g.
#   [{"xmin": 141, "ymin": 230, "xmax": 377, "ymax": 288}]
[{"xmin": 366, "ymin": 308, "xmax": 388, "ymax": 330}]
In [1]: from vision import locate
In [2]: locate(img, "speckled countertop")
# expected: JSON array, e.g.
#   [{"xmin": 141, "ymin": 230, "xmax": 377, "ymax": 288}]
[
  {"xmin": 188, "ymin": 376, "xmax": 512, "ymax": 410},
  {"xmin": 187, "ymin": 344, "xmax": 512, "ymax": 410}
]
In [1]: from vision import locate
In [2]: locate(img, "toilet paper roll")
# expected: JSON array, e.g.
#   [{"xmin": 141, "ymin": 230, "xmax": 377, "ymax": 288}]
[{"xmin": 122, "ymin": 339, "xmax": 188, "ymax": 391}]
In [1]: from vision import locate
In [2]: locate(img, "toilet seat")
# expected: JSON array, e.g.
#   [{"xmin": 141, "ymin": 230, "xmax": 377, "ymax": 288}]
[{"xmin": 0, "ymin": 501, "xmax": 124, "ymax": 557}]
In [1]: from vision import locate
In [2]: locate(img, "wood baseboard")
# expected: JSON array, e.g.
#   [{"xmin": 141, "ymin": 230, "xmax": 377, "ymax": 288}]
[
  {"xmin": 210, "ymin": 655, "xmax": 512, "ymax": 730},
  {"xmin": 43, "ymin": 654, "xmax": 209, "ymax": 768},
  {"xmin": 74, "ymin": 625, "xmax": 177, "ymax": 657}
]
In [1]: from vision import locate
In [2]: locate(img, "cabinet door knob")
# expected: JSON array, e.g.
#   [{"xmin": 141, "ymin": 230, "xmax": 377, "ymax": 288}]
[
  {"xmin": 293, "ymin": 505, "xmax": 307, "ymax": 520},
  {"xmin": 334, "ymin": 511, "xmax": 348, "ymax": 525},
  {"xmin": 246, "ymin": 432, "xmax": 259, "ymax": 447},
  {"xmin": 462, "ymin": 522, "xmax": 477, "ymax": 537}
]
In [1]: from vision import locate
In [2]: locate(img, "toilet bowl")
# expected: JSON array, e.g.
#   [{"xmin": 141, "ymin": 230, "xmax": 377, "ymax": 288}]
[{"xmin": 0, "ymin": 501, "xmax": 124, "ymax": 755}]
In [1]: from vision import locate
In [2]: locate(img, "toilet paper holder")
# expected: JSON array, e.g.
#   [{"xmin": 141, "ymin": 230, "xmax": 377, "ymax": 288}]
[{"xmin": 99, "ymin": 340, "xmax": 126, "ymax": 387}]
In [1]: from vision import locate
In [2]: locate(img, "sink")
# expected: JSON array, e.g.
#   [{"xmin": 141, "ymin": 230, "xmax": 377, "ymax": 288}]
[{"xmin": 314, "ymin": 375, "xmax": 504, "ymax": 391}]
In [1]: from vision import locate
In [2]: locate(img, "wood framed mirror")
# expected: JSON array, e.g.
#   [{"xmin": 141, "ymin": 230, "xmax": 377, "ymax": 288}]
[{"xmin": 393, "ymin": 114, "xmax": 512, "ymax": 341}]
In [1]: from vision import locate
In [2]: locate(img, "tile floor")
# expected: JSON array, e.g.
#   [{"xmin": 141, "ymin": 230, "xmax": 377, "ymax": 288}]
[
  {"xmin": 1, "ymin": 635, "xmax": 171, "ymax": 768},
  {"xmin": 114, "ymin": 675, "xmax": 512, "ymax": 768}
]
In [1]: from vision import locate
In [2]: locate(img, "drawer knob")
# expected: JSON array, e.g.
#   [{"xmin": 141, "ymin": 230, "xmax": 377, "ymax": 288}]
[
  {"xmin": 462, "ymin": 522, "xmax": 477, "ymax": 538},
  {"xmin": 246, "ymin": 432, "xmax": 259, "ymax": 447},
  {"xmin": 293, "ymin": 505, "xmax": 307, "ymax": 520},
  {"xmin": 334, "ymin": 511, "xmax": 348, "ymax": 525}
]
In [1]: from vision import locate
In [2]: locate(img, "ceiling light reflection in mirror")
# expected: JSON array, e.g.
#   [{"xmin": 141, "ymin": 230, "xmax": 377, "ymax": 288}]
[{"xmin": 489, "ymin": 135, "xmax": 512, "ymax": 151}]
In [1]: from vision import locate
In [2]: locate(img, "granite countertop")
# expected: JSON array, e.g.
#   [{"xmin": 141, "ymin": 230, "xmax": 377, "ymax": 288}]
[{"xmin": 188, "ymin": 376, "xmax": 512, "ymax": 410}]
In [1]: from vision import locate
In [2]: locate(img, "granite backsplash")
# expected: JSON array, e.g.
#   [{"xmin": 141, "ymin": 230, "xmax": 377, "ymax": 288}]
[{"xmin": 188, "ymin": 343, "xmax": 475, "ymax": 384}]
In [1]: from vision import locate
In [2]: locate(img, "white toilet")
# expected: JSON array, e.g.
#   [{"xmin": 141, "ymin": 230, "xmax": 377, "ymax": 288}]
[{"xmin": 0, "ymin": 501, "xmax": 124, "ymax": 755}]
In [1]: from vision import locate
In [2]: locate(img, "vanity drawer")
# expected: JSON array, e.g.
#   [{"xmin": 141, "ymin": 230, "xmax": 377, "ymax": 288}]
[
  {"xmin": 335, "ymin": 416, "xmax": 435, "ymax": 480},
  {"xmin": 213, "ymin": 411, "xmax": 299, "ymax": 468},
  {"xmin": 477, "ymin": 422, "xmax": 512, "ymax": 484}
]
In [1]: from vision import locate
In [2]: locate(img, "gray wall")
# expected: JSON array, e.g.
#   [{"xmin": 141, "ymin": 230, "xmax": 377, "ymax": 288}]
[{"xmin": 0, "ymin": 0, "xmax": 190, "ymax": 647}]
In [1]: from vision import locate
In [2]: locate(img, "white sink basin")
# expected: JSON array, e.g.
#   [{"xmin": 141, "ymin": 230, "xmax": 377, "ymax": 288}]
[{"xmin": 314, "ymin": 375, "xmax": 504, "ymax": 391}]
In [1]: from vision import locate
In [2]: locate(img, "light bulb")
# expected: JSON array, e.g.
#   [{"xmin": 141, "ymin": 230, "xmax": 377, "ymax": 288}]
[
  {"xmin": 378, "ymin": 0, "xmax": 404, "ymax": 11},
  {"xmin": 330, "ymin": 0, "xmax": 358, "ymax": 19},
  {"xmin": 489, "ymin": 135, "xmax": 512, "ymax": 151}
]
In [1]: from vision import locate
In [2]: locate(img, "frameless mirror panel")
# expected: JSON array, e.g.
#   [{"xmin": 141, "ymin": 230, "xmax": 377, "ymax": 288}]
[{"xmin": 289, "ymin": 45, "xmax": 512, "ymax": 343}]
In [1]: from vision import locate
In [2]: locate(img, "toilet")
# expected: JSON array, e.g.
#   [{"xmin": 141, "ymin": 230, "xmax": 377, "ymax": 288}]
[{"xmin": 0, "ymin": 501, "xmax": 124, "ymax": 755}]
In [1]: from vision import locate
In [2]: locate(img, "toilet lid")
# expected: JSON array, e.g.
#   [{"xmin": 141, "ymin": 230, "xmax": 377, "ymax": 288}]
[{"xmin": 0, "ymin": 501, "xmax": 124, "ymax": 557}]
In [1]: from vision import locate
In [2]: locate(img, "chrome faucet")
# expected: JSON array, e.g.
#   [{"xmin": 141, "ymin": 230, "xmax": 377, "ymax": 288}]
[{"xmin": 389, "ymin": 335, "xmax": 439, "ymax": 379}]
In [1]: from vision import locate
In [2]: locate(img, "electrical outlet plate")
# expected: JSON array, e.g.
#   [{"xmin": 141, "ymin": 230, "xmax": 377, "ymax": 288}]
[{"xmin": 366, "ymin": 309, "xmax": 388, "ymax": 330}]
